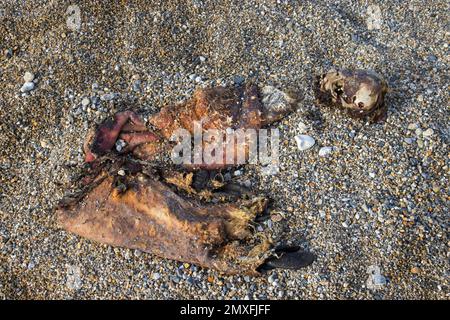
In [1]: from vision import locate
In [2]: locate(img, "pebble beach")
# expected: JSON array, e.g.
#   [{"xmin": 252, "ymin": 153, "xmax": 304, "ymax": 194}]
[{"xmin": 0, "ymin": 0, "xmax": 448, "ymax": 299}]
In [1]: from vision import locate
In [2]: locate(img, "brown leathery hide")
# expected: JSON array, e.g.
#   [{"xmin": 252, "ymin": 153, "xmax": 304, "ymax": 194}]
[{"xmin": 57, "ymin": 84, "xmax": 315, "ymax": 275}]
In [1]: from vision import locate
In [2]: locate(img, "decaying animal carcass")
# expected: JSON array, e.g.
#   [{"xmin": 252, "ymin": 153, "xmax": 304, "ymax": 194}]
[
  {"xmin": 316, "ymin": 69, "xmax": 388, "ymax": 122},
  {"xmin": 57, "ymin": 84, "xmax": 315, "ymax": 275},
  {"xmin": 58, "ymin": 161, "xmax": 273, "ymax": 275}
]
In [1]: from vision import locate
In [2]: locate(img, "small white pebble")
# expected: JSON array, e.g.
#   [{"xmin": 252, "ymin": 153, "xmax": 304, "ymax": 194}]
[
  {"xmin": 417, "ymin": 139, "xmax": 424, "ymax": 148},
  {"xmin": 152, "ymin": 273, "xmax": 161, "ymax": 280},
  {"xmin": 40, "ymin": 140, "xmax": 49, "ymax": 148},
  {"xmin": 366, "ymin": 5, "xmax": 382, "ymax": 30},
  {"xmin": 115, "ymin": 139, "xmax": 127, "ymax": 152},
  {"xmin": 118, "ymin": 169, "xmax": 125, "ymax": 176},
  {"xmin": 366, "ymin": 265, "xmax": 387, "ymax": 290},
  {"xmin": 101, "ymin": 93, "xmax": 115, "ymax": 101},
  {"xmin": 260, "ymin": 164, "xmax": 279, "ymax": 176}
]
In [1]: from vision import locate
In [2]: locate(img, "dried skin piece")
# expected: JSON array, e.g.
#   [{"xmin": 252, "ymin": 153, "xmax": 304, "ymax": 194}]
[
  {"xmin": 163, "ymin": 171, "xmax": 198, "ymax": 194},
  {"xmin": 161, "ymin": 170, "xmax": 251, "ymax": 203},
  {"xmin": 150, "ymin": 86, "xmax": 241, "ymax": 138},
  {"xmin": 84, "ymin": 84, "xmax": 296, "ymax": 169},
  {"xmin": 316, "ymin": 69, "xmax": 388, "ymax": 122},
  {"xmin": 57, "ymin": 167, "xmax": 272, "ymax": 275},
  {"xmin": 84, "ymin": 111, "xmax": 161, "ymax": 163}
]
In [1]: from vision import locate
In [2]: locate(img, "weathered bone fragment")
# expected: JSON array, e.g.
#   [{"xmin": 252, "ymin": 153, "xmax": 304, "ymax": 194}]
[
  {"xmin": 57, "ymin": 164, "xmax": 273, "ymax": 275},
  {"xmin": 316, "ymin": 69, "xmax": 388, "ymax": 122}
]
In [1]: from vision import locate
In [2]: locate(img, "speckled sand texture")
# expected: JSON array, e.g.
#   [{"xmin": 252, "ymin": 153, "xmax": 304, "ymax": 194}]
[{"xmin": 0, "ymin": 1, "xmax": 448, "ymax": 299}]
